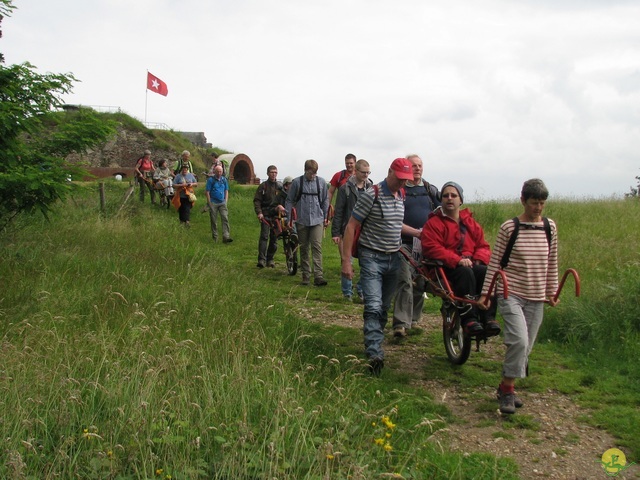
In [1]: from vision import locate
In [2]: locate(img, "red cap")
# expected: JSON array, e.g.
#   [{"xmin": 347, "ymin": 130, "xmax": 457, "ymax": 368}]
[{"xmin": 390, "ymin": 158, "xmax": 413, "ymax": 180}]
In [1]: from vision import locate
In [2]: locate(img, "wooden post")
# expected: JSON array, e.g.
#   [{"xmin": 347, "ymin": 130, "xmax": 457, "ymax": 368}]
[{"xmin": 99, "ymin": 182, "xmax": 106, "ymax": 212}]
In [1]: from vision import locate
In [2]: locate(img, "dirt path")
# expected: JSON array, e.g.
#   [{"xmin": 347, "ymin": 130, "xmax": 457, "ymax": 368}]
[{"xmin": 296, "ymin": 304, "xmax": 639, "ymax": 480}]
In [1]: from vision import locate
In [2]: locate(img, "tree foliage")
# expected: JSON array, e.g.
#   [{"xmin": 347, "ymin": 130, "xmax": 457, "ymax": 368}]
[
  {"xmin": 0, "ymin": 0, "xmax": 116, "ymax": 228},
  {"xmin": 626, "ymin": 171, "xmax": 640, "ymax": 198}
]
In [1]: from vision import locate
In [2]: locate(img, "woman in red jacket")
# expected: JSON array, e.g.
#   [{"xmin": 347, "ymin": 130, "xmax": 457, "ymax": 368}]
[{"xmin": 421, "ymin": 181, "xmax": 500, "ymax": 336}]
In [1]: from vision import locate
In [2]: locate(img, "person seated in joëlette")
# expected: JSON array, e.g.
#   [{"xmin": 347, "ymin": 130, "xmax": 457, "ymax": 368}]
[{"xmin": 421, "ymin": 181, "xmax": 500, "ymax": 337}]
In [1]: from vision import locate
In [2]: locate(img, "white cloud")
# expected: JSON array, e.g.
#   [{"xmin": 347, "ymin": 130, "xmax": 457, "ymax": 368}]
[{"xmin": 3, "ymin": 0, "xmax": 639, "ymax": 200}]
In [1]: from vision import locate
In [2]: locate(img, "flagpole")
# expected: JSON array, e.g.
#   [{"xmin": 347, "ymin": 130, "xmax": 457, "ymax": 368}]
[{"xmin": 144, "ymin": 70, "xmax": 148, "ymax": 126}]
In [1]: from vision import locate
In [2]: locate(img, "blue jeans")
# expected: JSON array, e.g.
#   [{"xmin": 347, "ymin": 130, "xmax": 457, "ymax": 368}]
[
  {"xmin": 341, "ymin": 258, "xmax": 363, "ymax": 297},
  {"xmin": 358, "ymin": 247, "xmax": 402, "ymax": 360}
]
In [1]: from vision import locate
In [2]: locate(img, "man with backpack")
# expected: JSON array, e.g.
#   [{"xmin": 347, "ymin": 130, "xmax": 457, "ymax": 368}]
[
  {"xmin": 205, "ymin": 165, "xmax": 232, "ymax": 244},
  {"xmin": 341, "ymin": 158, "xmax": 414, "ymax": 376},
  {"xmin": 173, "ymin": 150, "xmax": 193, "ymax": 175},
  {"xmin": 327, "ymin": 153, "xmax": 356, "ymax": 205},
  {"xmin": 392, "ymin": 154, "xmax": 441, "ymax": 337},
  {"xmin": 254, "ymin": 165, "xmax": 283, "ymax": 268},
  {"xmin": 285, "ymin": 160, "xmax": 329, "ymax": 286},
  {"xmin": 331, "ymin": 159, "xmax": 373, "ymax": 301}
]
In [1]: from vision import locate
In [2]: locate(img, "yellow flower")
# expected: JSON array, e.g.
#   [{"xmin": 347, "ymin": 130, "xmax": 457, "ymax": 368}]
[
  {"xmin": 155, "ymin": 468, "xmax": 163, "ymax": 476},
  {"xmin": 374, "ymin": 438, "xmax": 385, "ymax": 446},
  {"xmin": 384, "ymin": 443, "xmax": 393, "ymax": 452},
  {"xmin": 382, "ymin": 416, "xmax": 396, "ymax": 430},
  {"xmin": 385, "ymin": 432, "xmax": 392, "ymax": 438},
  {"xmin": 371, "ymin": 422, "xmax": 377, "ymax": 427},
  {"xmin": 326, "ymin": 454, "xmax": 334, "ymax": 460}
]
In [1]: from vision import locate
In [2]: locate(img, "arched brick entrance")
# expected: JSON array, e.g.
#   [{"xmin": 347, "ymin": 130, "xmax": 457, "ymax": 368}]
[{"xmin": 219, "ymin": 153, "xmax": 259, "ymax": 184}]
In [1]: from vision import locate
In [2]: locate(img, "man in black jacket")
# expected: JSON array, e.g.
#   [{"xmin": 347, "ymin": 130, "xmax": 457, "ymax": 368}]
[{"xmin": 253, "ymin": 165, "xmax": 283, "ymax": 268}]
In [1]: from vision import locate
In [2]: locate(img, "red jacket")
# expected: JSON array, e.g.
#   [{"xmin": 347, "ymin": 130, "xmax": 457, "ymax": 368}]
[{"xmin": 421, "ymin": 207, "xmax": 491, "ymax": 269}]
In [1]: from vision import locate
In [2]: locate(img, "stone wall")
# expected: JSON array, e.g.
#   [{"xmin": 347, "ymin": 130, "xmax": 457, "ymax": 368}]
[{"xmin": 65, "ymin": 126, "xmax": 176, "ymax": 171}]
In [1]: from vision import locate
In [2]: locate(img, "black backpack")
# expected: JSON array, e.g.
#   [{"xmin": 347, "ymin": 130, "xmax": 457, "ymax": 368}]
[
  {"xmin": 500, "ymin": 217, "xmax": 552, "ymax": 269},
  {"xmin": 294, "ymin": 175, "xmax": 324, "ymax": 204}
]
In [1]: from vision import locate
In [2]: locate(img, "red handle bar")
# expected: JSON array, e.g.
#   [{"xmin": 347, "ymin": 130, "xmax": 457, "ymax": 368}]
[{"xmin": 549, "ymin": 268, "xmax": 581, "ymax": 303}]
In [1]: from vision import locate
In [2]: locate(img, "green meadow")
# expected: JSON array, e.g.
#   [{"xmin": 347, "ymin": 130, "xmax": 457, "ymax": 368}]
[{"xmin": 0, "ymin": 180, "xmax": 638, "ymax": 479}]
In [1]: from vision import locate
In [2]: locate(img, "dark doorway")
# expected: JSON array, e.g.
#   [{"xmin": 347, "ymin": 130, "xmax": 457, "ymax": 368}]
[{"xmin": 232, "ymin": 161, "xmax": 251, "ymax": 184}]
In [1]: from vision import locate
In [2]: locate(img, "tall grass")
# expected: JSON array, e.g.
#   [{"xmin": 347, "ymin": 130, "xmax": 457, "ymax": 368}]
[{"xmin": 0, "ymin": 181, "xmax": 519, "ymax": 478}]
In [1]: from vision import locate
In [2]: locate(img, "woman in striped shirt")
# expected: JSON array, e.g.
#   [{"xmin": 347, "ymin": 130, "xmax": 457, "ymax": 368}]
[{"xmin": 480, "ymin": 179, "xmax": 559, "ymax": 415}]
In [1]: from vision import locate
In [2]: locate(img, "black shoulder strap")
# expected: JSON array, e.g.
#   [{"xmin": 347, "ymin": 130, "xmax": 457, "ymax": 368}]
[
  {"xmin": 424, "ymin": 181, "xmax": 438, "ymax": 207},
  {"xmin": 294, "ymin": 175, "xmax": 304, "ymax": 203},
  {"xmin": 500, "ymin": 217, "xmax": 552, "ymax": 269},
  {"xmin": 543, "ymin": 217, "xmax": 552, "ymax": 248},
  {"xmin": 500, "ymin": 217, "xmax": 520, "ymax": 269},
  {"xmin": 294, "ymin": 176, "xmax": 323, "ymax": 203}
]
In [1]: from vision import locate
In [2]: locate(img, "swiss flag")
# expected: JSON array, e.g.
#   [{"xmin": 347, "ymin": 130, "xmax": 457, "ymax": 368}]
[{"xmin": 147, "ymin": 72, "xmax": 168, "ymax": 96}]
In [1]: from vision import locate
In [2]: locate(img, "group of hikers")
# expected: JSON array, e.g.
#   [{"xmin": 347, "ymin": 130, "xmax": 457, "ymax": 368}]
[
  {"xmin": 135, "ymin": 150, "xmax": 231, "ymax": 239},
  {"xmin": 136, "ymin": 149, "xmax": 560, "ymax": 415},
  {"xmin": 254, "ymin": 153, "xmax": 559, "ymax": 415}
]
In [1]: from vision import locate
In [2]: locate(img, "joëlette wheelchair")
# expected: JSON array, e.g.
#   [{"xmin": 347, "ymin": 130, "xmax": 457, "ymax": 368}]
[
  {"xmin": 260, "ymin": 209, "xmax": 299, "ymax": 275},
  {"xmin": 400, "ymin": 249, "xmax": 580, "ymax": 365}
]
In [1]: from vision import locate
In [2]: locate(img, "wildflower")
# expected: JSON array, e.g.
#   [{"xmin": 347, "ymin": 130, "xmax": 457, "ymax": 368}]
[
  {"xmin": 374, "ymin": 438, "xmax": 385, "ymax": 446},
  {"xmin": 326, "ymin": 454, "xmax": 334, "ymax": 460},
  {"xmin": 107, "ymin": 450, "xmax": 113, "ymax": 458},
  {"xmin": 384, "ymin": 443, "xmax": 393, "ymax": 452},
  {"xmin": 156, "ymin": 468, "xmax": 163, "ymax": 476},
  {"xmin": 382, "ymin": 415, "xmax": 396, "ymax": 430},
  {"xmin": 81, "ymin": 427, "xmax": 102, "ymax": 441},
  {"xmin": 371, "ymin": 422, "xmax": 377, "ymax": 427},
  {"xmin": 386, "ymin": 432, "xmax": 392, "ymax": 439}
]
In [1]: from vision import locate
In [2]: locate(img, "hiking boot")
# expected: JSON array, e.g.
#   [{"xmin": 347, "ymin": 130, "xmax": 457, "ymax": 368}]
[
  {"xmin": 462, "ymin": 320, "xmax": 484, "ymax": 336},
  {"xmin": 257, "ymin": 262, "xmax": 265, "ymax": 268},
  {"xmin": 267, "ymin": 261, "xmax": 275, "ymax": 268},
  {"xmin": 393, "ymin": 327, "xmax": 407, "ymax": 338},
  {"xmin": 514, "ymin": 394, "xmax": 524, "ymax": 408},
  {"xmin": 314, "ymin": 278, "xmax": 328, "ymax": 286},
  {"xmin": 497, "ymin": 389, "xmax": 516, "ymax": 414},
  {"xmin": 368, "ymin": 358, "xmax": 384, "ymax": 377},
  {"xmin": 496, "ymin": 387, "xmax": 524, "ymax": 408},
  {"xmin": 223, "ymin": 238, "xmax": 233, "ymax": 244},
  {"xmin": 343, "ymin": 295, "xmax": 353, "ymax": 302},
  {"xmin": 300, "ymin": 277, "xmax": 310, "ymax": 286},
  {"xmin": 484, "ymin": 320, "xmax": 501, "ymax": 337}
]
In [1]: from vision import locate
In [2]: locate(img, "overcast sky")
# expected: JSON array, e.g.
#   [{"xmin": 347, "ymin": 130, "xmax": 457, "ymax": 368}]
[{"xmin": 3, "ymin": 0, "xmax": 640, "ymax": 200}]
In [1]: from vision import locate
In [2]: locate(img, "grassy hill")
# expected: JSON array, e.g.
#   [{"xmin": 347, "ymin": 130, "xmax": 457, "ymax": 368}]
[
  {"xmin": 0, "ymin": 182, "xmax": 638, "ymax": 478},
  {"xmin": 57, "ymin": 109, "xmax": 231, "ymax": 172}
]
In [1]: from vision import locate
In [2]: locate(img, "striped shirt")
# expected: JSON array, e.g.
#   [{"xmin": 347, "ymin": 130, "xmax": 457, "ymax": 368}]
[
  {"xmin": 351, "ymin": 180, "xmax": 405, "ymax": 253},
  {"xmin": 482, "ymin": 218, "xmax": 559, "ymax": 301}
]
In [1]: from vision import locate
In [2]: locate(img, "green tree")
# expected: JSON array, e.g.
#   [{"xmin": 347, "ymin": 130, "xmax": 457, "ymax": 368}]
[
  {"xmin": 0, "ymin": 0, "xmax": 116, "ymax": 228},
  {"xmin": 627, "ymin": 171, "xmax": 640, "ymax": 198}
]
